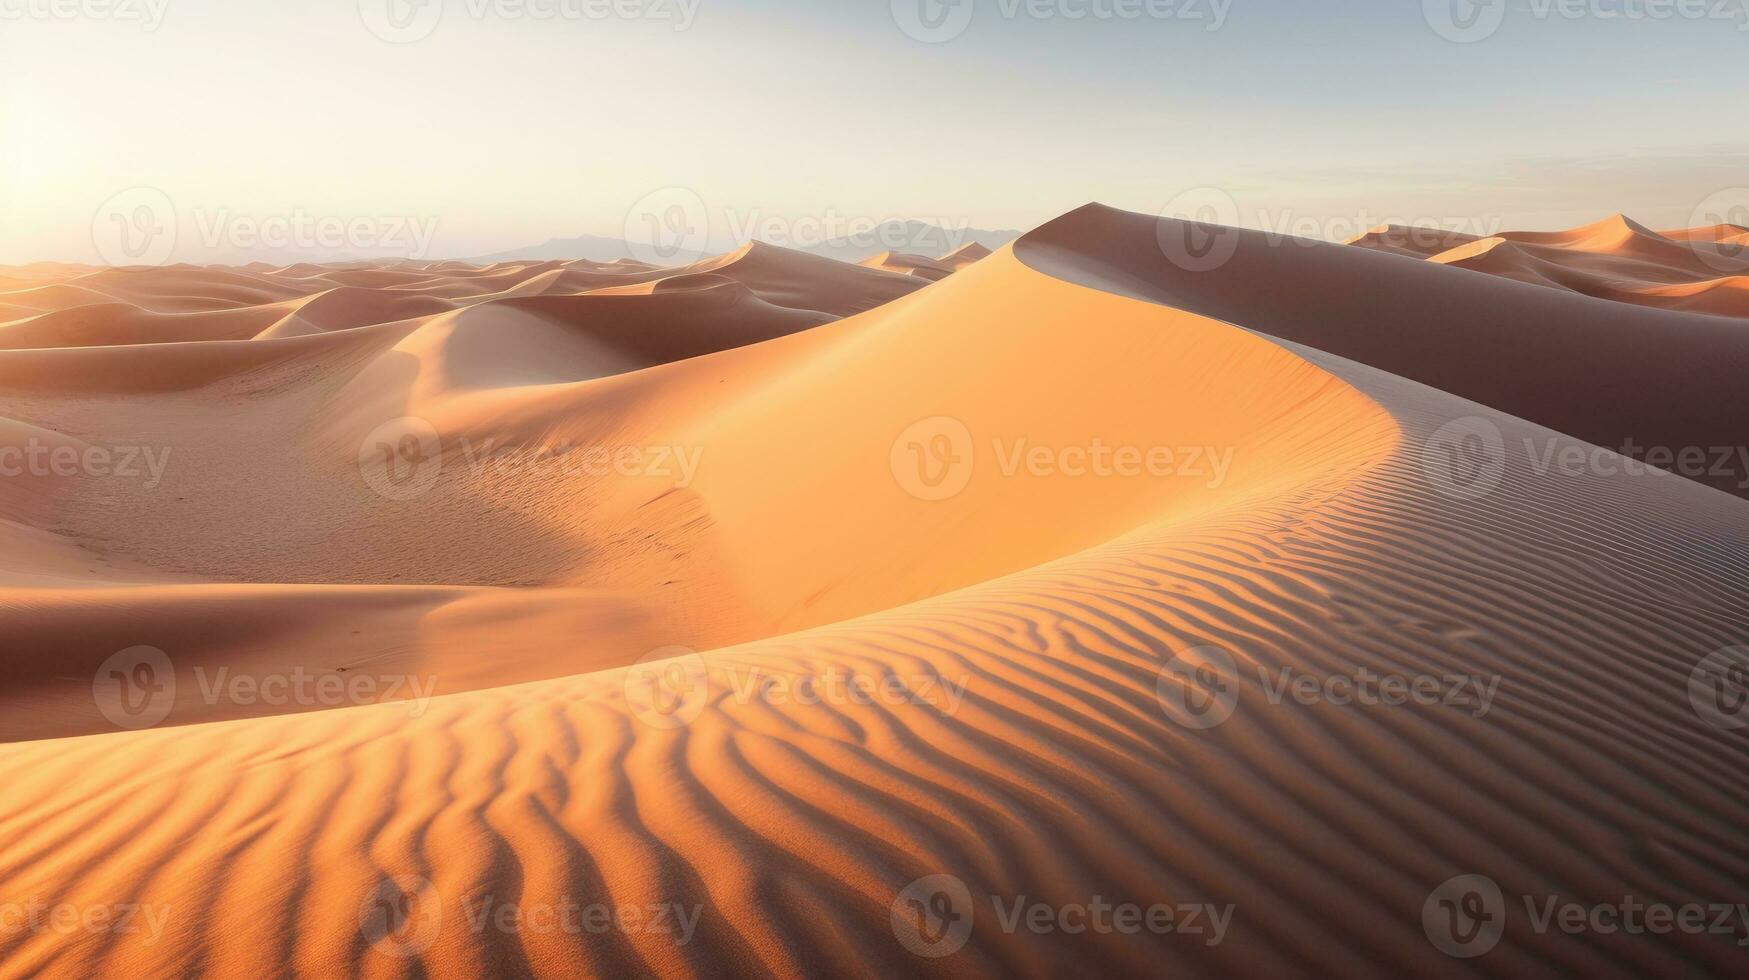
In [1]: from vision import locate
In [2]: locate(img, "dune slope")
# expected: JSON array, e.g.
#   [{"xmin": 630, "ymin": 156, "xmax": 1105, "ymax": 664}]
[
  {"xmin": 1029, "ymin": 205, "xmax": 1749, "ymax": 499},
  {"xmin": 1349, "ymin": 215, "xmax": 1749, "ymax": 319},
  {"xmin": 0, "ymin": 220, "xmax": 1745, "ymax": 978}
]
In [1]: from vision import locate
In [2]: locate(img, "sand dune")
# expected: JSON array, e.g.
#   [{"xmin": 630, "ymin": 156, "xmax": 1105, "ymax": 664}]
[
  {"xmin": 1043, "ymin": 205, "xmax": 1749, "ymax": 499},
  {"xmin": 860, "ymin": 251, "xmax": 954, "ymax": 281},
  {"xmin": 686, "ymin": 241, "xmax": 926, "ymax": 315},
  {"xmin": 1348, "ymin": 214, "xmax": 1749, "ymax": 319},
  {"xmin": 0, "ymin": 211, "xmax": 1746, "ymax": 977},
  {"xmin": 939, "ymin": 241, "xmax": 994, "ymax": 270},
  {"xmin": 0, "ymin": 303, "xmax": 286, "ymax": 350},
  {"xmin": 1345, "ymin": 224, "xmax": 1481, "ymax": 259}
]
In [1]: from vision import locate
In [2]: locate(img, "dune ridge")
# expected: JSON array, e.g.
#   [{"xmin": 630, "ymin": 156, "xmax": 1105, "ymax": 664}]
[
  {"xmin": 1037, "ymin": 205, "xmax": 1749, "ymax": 499},
  {"xmin": 1348, "ymin": 214, "xmax": 1749, "ymax": 319},
  {"xmin": 0, "ymin": 213, "xmax": 1746, "ymax": 977}
]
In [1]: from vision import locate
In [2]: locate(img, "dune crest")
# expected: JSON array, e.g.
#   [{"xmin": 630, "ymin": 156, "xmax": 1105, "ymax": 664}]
[
  {"xmin": 1346, "ymin": 213, "xmax": 1749, "ymax": 319},
  {"xmin": 1, "ymin": 209, "xmax": 1746, "ymax": 977}
]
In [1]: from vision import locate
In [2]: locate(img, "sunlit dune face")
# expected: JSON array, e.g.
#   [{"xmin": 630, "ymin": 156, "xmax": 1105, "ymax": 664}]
[
  {"xmin": 0, "ymin": 240, "xmax": 1395, "ymax": 738},
  {"xmin": 2, "ymin": 206, "xmax": 1748, "ymax": 979}
]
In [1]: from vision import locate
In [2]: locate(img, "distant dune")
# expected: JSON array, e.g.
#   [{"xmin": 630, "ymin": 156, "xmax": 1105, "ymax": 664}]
[
  {"xmin": 0, "ymin": 208, "xmax": 1745, "ymax": 977},
  {"xmin": 468, "ymin": 221, "xmax": 1021, "ymax": 266},
  {"xmin": 1349, "ymin": 214, "xmax": 1749, "ymax": 319}
]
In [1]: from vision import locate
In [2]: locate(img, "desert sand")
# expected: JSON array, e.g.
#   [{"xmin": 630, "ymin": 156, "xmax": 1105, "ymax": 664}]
[
  {"xmin": 0, "ymin": 208, "xmax": 1745, "ymax": 977},
  {"xmin": 1349, "ymin": 216, "xmax": 1749, "ymax": 319}
]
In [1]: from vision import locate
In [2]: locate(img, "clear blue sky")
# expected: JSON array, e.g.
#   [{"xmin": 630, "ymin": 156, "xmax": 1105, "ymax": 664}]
[{"xmin": 3, "ymin": 0, "xmax": 1745, "ymax": 261}]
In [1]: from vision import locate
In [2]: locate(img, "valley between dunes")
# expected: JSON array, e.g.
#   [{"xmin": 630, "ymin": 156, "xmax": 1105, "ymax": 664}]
[{"xmin": 0, "ymin": 207, "xmax": 1746, "ymax": 977}]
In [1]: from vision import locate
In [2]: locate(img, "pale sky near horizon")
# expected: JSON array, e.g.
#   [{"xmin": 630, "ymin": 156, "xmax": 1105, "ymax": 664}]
[{"xmin": 2, "ymin": 0, "xmax": 1746, "ymax": 263}]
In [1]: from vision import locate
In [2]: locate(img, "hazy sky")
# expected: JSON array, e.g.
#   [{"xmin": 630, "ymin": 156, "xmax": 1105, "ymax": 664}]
[{"xmin": 3, "ymin": 0, "xmax": 1746, "ymax": 263}]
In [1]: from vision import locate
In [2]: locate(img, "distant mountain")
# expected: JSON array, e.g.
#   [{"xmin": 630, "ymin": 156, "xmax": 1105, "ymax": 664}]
[
  {"xmin": 466, "ymin": 221, "xmax": 1020, "ymax": 266},
  {"xmin": 798, "ymin": 221, "xmax": 1020, "ymax": 264}
]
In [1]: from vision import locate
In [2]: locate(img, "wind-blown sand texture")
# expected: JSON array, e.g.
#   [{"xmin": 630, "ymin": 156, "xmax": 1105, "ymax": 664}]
[{"xmin": 0, "ymin": 208, "xmax": 1745, "ymax": 977}]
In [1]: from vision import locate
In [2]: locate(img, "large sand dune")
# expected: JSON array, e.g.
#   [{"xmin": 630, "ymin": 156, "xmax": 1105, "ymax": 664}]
[
  {"xmin": 0, "ymin": 209, "xmax": 1745, "ymax": 977},
  {"xmin": 1350, "ymin": 215, "xmax": 1749, "ymax": 319}
]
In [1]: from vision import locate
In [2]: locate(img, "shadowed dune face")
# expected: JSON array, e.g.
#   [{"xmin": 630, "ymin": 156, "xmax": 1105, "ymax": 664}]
[
  {"xmin": 0, "ymin": 214, "xmax": 1747, "ymax": 978},
  {"xmin": 1021, "ymin": 204, "xmax": 1749, "ymax": 500},
  {"xmin": 1348, "ymin": 216, "xmax": 1749, "ymax": 320}
]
